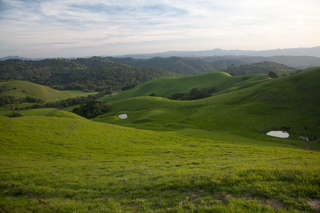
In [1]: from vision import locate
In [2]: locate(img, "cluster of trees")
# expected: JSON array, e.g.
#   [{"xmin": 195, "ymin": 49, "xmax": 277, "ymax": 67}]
[
  {"xmin": 0, "ymin": 95, "xmax": 43, "ymax": 106},
  {"xmin": 17, "ymin": 93, "xmax": 105, "ymax": 110},
  {"xmin": 72, "ymin": 100, "xmax": 111, "ymax": 119},
  {"xmin": 0, "ymin": 95, "xmax": 16, "ymax": 106},
  {"xmin": 168, "ymin": 87, "xmax": 215, "ymax": 100},
  {"xmin": 0, "ymin": 57, "xmax": 178, "ymax": 92}
]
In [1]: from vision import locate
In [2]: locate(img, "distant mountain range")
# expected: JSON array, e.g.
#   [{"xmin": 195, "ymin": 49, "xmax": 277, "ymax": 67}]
[
  {"xmin": 0, "ymin": 56, "xmax": 36, "ymax": 61},
  {"xmin": 119, "ymin": 46, "xmax": 320, "ymax": 59},
  {"xmin": 1, "ymin": 46, "xmax": 320, "ymax": 61}
]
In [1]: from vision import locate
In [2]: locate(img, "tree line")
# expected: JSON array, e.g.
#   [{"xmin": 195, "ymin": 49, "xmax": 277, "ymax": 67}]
[
  {"xmin": 168, "ymin": 87, "xmax": 215, "ymax": 100},
  {"xmin": 0, "ymin": 95, "xmax": 43, "ymax": 106},
  {"xmin": 16, "ymin": 93, "xmax": 105, "ymax": 110}
]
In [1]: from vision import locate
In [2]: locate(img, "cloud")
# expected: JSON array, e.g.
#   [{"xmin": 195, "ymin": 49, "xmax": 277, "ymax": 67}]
[{"xmin": 0, "ymin": 0, "xmax": 319, "ymax": 57}]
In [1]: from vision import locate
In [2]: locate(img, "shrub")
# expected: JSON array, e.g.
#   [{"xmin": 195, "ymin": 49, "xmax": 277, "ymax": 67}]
[{"xmin": 8, "ymin": 112, "xmax": 23, "ymax": 118}]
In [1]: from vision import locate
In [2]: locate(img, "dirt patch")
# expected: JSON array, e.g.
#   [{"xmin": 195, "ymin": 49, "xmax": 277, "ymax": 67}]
[
  {"xmin": 225, "ymin": 194, "xmax": 233, "ymax": 199},
  {"xmin": 308, "ymin": 199, "xmax": 320, "ymax": 211},
  {"xmin": 242, "ymin": 193, "xmax": 283, "ymax": 210},
  {"xmin": 263, "ymin": 199, "xmax": 284, "ymax": 210},
  {"xmin": 304, "ymin": 146, "xmax": 319, "ymax": 151},
  {"xmin": 211, "ymin": 194, "xmax": 224, "ymax": 203},
  {"xmin": 185, "ymin": 189, "xmax": 205, "ymax": 198},
  {"xmin": 211, "ymin": 193, "xmax": 284, "ymax": 210}
]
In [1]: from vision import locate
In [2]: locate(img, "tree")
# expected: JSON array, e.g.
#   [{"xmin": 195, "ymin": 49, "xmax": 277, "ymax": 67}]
[
  {"xmin": 268, "ymin": 71, "xmax": 279, "ymax": 78},
  {"xmin": 73, "ymin": 100, "xmax": 111, "ymax": 119}
]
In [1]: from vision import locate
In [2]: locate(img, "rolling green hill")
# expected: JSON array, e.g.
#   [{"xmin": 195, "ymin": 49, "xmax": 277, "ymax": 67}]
[
  {"xmin": 96, "ymin": 67, "xmax": 320, "ymax": 138},
  {"xmin": 104, "ymin": 72, "xmax": 271, "ymax": 102},
  {"xmin": 0, "ymin": 80, "xmax": 75, "ymax": 101}
]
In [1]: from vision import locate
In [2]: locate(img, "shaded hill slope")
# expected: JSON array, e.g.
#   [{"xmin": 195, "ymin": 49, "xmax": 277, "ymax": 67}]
[{"xmin": 107, "ymin": 72, "xmax": 271, "ymax": 102}]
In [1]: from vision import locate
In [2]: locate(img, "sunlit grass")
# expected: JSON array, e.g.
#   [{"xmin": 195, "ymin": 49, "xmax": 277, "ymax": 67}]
[{"xmin": 1, "ymin": 116, "xmax": 319, "ymax": 212}]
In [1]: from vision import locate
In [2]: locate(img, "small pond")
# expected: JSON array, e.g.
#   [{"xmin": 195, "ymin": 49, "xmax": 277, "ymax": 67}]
[
  {"xmin": 266, "ymin": 131, "xmax": 289, "ymax": 138},
  {"xmin": 118, "ymin": 114, "xmax": 128, "ymax": 119}
]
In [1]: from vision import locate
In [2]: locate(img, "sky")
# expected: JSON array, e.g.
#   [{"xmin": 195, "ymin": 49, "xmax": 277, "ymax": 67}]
[{"xmin": 0, "ymin": 0, "xmax": 320, "ymax": 58}]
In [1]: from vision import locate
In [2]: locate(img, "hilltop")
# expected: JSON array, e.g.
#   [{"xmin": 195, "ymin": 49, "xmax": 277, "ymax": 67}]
[{"xmin": 0, "ymin": 80, "xmax": 75, "ymax": 101}]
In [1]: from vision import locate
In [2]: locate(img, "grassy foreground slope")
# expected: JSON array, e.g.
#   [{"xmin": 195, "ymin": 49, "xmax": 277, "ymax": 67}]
[
  {"xmin": 1, "ymin": 116, "xmax": 320, "ymax": 212},
  {"xmin": 96, "ymin": 68, "xmax": 320, "ymax": 138}
]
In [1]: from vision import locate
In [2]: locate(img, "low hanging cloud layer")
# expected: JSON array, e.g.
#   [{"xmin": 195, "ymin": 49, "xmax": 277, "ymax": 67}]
[{"xmin": 0, "ymin": 0, "xmax": 319, "ymax": 58}]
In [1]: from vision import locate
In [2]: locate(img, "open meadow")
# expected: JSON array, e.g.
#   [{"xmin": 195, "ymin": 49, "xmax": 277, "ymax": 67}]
[{"xmin": 1, "ymin": 68, "xmax": 320, "ymax": 212}]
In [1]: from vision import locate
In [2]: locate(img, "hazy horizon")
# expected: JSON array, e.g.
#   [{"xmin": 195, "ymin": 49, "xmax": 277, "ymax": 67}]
[{"xmin": 1, "ymin": 0, "xmax": 320, "ymax": 58}]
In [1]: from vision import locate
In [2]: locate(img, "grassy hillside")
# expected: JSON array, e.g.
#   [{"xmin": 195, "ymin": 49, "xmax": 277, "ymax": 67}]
[
  {"xmin": 1, "ymin": 68, "xmax": 319, "ymax": 212},
  {"xmin": 105, "ymin": 72, "xmax": 271, "ymax": 102},
  {"xmin": 96, "ymin": 68, "xmax": 320, "ymax": 138},
  {"xmin": 1, "ymin": 116, "xmax": 320, "ymax": 212},
  {"xmin": 0, "ymin": 81, "xmax": 75, "ymax": 101}
]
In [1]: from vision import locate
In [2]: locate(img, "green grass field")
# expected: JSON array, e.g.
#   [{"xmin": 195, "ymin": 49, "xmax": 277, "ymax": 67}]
[{"xmin": 1, "ymin": 68, "xmax": 320, "ymax": 212}]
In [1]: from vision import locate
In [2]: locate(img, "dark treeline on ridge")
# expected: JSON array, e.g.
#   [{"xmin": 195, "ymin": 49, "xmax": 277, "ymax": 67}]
[
  {"xmin": 1, "ymin": 55, "xmax": 315, "ymax": 93},
  {"xmin": 0, "ymin": 57, "xmax": 179, "ymax": 92},
  {"xmin": 16, "ymin": 93, "xmax": 105, "ymax": 110},
  {"xmin": 168, "ymin": 87, "xmax": 215, "ymax": 100}
]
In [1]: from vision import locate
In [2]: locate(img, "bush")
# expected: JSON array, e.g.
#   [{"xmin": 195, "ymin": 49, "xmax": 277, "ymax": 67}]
[
  {"xmin": 268, "ymin": 71, "xmax": 279, "ymax": 78},
  {"xmin": 8, "ymin": 112, "xmax": 23, "ymax": 118}
]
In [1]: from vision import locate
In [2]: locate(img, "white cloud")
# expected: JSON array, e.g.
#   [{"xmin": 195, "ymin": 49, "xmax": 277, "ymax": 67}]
[{"xmin": 0, "ymin": 0, "xmax": 319, "ymax": 57}]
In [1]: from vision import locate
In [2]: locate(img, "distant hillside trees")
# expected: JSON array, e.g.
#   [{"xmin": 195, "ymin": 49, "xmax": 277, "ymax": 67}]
[
  {"xmin": 222, "ymin": 61, "xmax": 295, "ymax": 76},
  {"xmin": 108, "ymin": 56, "xmax": 215, "ymax": 75},
  {"xmin": 0, "ymin": 95, "xmax": 43, "ymax": 106},
  {"xmin": 0, "ymin": 57, "xmax": 178, "ymax": 92},
  {"xmin": 168, "ymin": 87, "xmax": 215, "ymax": 100},
  {"xmin": 72, "ymin": 100, "xmax": 111, "ymax": 119},
  {"xmin": 17, "ymin": 93, "xmax": 105, "ymax": 110}
]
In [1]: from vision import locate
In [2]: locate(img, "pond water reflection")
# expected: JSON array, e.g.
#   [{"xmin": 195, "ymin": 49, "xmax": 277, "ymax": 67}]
[
  {"xmin": 118, "ymin": 114, "xmax": 128, "ymax": 119},
  {"xmin": 266, "ymin": 131, "xmax": 289, "ymax": 138}
]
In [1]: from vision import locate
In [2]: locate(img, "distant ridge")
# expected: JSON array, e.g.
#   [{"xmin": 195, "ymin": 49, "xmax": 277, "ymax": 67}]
[
  {"xmin": 1, "ymin": 46, "xmax": 319, "ymax": 61},
  {"xmin": 118, "ymin": 46, "xmax": 320, "ymax": 59},
  {"xmin": 0, "ymin": 56, "xmax": 34, "ymax": 61}
]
